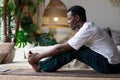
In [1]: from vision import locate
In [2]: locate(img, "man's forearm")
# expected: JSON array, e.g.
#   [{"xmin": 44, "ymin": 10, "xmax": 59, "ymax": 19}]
[{"xmin": 37, "ymin": 43, "xmax": 73, "ymax": 60}]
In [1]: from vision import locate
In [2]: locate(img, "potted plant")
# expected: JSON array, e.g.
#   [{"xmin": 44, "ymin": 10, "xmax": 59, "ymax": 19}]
[{"xmin": 0, "ymin": 0, "xmax": 55, "ymax": 63}]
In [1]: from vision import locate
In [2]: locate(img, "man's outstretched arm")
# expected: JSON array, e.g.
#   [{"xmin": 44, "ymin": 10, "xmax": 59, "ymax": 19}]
[{"xmin": 28, "ymin": 42, "xmax": 73, "ymax": 71}]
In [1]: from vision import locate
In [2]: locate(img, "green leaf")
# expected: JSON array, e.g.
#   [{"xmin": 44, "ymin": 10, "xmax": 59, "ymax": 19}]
[
  {"xmin": 15, "ymin": 30, "xmax": 32, "ymax": 48},
  {"xmin": 36, "ymin": 32, "xmax": 57, "ymax": 46},
  {"xmin": 21, "ymin": 16, "xmax": 33, "ymax": 26},
  {"xmin": 29, "ymin": 23, "xmax": 38, "ymax": 33}
]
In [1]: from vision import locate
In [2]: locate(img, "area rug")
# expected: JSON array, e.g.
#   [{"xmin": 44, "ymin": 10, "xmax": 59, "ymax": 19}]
[{"xmin": 1, "ymin": 69, "xmax": 120, "ymax": 78}]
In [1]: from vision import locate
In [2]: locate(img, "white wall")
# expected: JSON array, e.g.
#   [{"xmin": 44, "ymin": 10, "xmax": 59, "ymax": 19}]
[
  {"xmin": 61, "ymin": 0, "xmax": 120, "ymax": 30},
  {"xmin": 44, "ymin": 0, "xmax": 120, "ymax": 42}
]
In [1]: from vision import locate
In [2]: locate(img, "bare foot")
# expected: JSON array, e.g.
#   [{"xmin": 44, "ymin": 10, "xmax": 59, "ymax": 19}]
[{"xmin": 30, "ymin": 63, "xmax": 41, "ymax": 72}]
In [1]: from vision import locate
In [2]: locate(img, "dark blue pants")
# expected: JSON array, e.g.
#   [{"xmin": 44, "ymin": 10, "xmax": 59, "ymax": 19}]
[{"xmin": 39, "ymin": 46, "xmax": 120, "ymax": 74}]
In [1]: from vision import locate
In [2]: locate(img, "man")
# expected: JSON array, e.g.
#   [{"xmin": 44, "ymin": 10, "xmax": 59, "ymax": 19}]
[{"xmin": 28, "ymin": 5, "xmax": 120, "ymax": 74}]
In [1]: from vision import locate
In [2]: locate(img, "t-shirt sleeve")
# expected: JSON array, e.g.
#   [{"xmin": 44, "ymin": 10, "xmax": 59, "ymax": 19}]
[{"xmin": 67, "ymin": 28, "xmax": 92, "ymax": 50}]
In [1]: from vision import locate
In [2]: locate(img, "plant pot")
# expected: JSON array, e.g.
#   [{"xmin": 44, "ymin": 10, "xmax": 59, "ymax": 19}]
[{"xmin": 0, "ymin": 43, "xmax": 15, "ymax": 64}]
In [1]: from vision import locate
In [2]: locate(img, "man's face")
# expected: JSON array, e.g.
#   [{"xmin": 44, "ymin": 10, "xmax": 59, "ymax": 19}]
[{"xmin": 67, "ymin": 11, "xmax": 79, "ymax": 30}]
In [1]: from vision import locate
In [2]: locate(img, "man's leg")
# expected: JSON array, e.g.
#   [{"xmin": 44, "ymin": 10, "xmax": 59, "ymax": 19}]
[
  {"xmin": 30, "ymin": 64, "xmax": 41, "ymax": 72},
  {"xmin": 74, "ymin": 46, "xmax": 111, "ymax": 73},
  {"xmin": 34, "ymin": 45, "xmax": 120, "ymax": 73},
  {"xmin": 39, "ymin": 51, "xmax": 75, "ymax": 72}
]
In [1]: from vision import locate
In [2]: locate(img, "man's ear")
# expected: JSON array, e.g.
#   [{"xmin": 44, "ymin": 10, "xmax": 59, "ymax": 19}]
[{"xmin": 75, "ymin": 15, "xmax": 80, "ymax": 21}]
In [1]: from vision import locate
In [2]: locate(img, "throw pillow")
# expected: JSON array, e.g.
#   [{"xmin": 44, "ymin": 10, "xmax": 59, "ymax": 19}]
[
  {"xmin": 117, "ymin": 46, "xmax": 120, "ymax": 54},
  {"xmin": 103, "ymin": 27, "xmax": 112, "ymax": 37},
  {"xmin": 111, "ymin": 29, "xmax": 120, "ymax": 45}
]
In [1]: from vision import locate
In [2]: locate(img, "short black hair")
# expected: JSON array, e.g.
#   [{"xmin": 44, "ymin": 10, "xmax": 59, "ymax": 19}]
[{"xmin": 67, "ymin": 5, "xmax": 87, "ymax": 21}]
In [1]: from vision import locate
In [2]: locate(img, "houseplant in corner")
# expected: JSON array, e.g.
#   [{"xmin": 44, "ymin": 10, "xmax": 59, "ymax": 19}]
[
  {"xmin": 0, "ymin": 0, "xmax": 49, "ymax": 63},
  {"xmin": 16, "ymin": 15, "xmax": 57, "ymax": 48},
  {"xmin": 0, "ymin": 0, "xmax": 15, "ymax": 63},
  {"xmin": 14, "ymin": 0, "xmax": 57, "ymax": 48}
]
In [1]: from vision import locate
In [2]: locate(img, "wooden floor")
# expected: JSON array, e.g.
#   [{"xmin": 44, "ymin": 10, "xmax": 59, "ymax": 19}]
[
  {"xmin": 0, "ymin": 63, "xmax": 120, "ymax": 80},
  {"xmin": 0, "ymin": 69, "xmax": 120, "ymax": 80},
  {"xmin": 0, "ymin": 75, "xmax": 120, "ymax": 80},
  {"xmin": 1, "ymin": 69, "xmax": 120, "ymax": 78},
  {"xmin": 0, "ymin": 50, "xmax": 120, "ymax": 80}
]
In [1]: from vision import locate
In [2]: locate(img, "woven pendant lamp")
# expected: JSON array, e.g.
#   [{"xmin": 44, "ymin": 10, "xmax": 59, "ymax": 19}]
[{"xmin": 42, "ymin": 0, "xmax": 68, "ymax": 28}]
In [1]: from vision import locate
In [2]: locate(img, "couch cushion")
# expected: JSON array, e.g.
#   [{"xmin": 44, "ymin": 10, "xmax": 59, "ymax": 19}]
[
  {"xmin": 111, "ymin": 29, "xmax": 120, "ymax": 45},
  {"xmin": 117, "ymin": 46, "xmax": 120, "ymax": 54},
  {"xmin": 103, "ymin": 27, "xmax": 112, "ymax": 37},
  {"xmin": 24, "ymin": 44, "xmax": 54, "ymax": 61}
]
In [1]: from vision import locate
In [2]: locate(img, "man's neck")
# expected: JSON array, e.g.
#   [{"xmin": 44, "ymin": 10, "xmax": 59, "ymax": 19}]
[{"xmin": 77, "ymin": 21, "xmax": 86, "ymax": 30}]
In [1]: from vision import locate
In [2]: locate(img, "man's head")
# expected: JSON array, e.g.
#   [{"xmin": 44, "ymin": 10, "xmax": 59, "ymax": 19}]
[{"xmin": 67, "ymin": 5, "xmax": 87, "ymax": 30}]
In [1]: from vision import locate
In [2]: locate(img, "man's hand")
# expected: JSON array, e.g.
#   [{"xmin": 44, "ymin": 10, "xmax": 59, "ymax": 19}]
[{"xmin": 28, "ymin": 51, "xmax": 40, "ymax": 65}]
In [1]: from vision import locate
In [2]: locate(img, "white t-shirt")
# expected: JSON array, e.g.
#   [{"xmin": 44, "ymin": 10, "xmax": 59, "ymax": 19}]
[{"xmin": 68, "ymin": 22, "xmax": 120, "ymax": 64}]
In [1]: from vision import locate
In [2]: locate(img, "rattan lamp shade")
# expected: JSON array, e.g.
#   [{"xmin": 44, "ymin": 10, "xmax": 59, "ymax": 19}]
[{"xmin": 42, "ymin": 0, "xmax": 68, "ymax": 28}]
